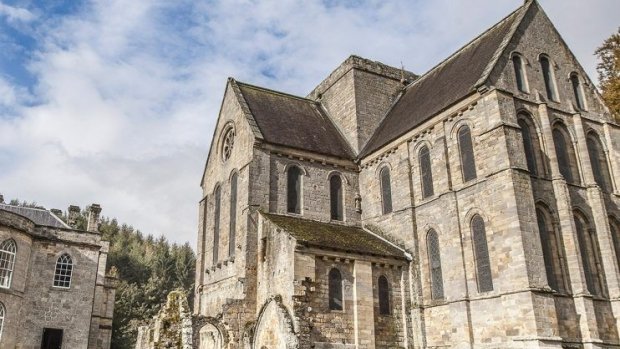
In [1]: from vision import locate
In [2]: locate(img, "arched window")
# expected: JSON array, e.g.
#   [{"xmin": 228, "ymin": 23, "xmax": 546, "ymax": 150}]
[
  {"xmin": 471, "ymin": 215, "xmax": 493, "ymax": 292},
  {"xmin": 512, "ymin": 54, "xmax": 528, "ymax": 92},
  {"xmin": 458, "ymin": 125, "xmax": 477, "ymax": 182},
  {"xmin": 328, "ymin": 268, "xmax": 343, "ymax": 310},
  {"xmin": 287, "ymin": 166, "xmax": 302, "ymax": 214},
  {"xmin": 610, "ymin": 217, "xmax": 620, "ymax": 273},
  {"xmin": 229, "ymin": 173, "xmax": 238, "ymax": 257},
  {"xmin": 574, "ymin": 213, "xmax": 604, "ymax": 296},
  {"xmin": 330, "ymin": 175, "xmax": 344, "ymax": 221},
  {"xmin": 540, "ymin": 56, "xmax": 558, "ymax": 101},
  {"xmin": 518, "ymin": 115, "xmax": 544, "ymax": 176},
  {"xmin": 552, "ymin": 126, "xmax": 579, "ymax": 185},
  {"xmin": 419, "ymin": 145, "xmax": 434, "ymax": 198},
  {"xmin": 379, "ymin": 167, "xmax": 393, "ymax": 214},
  {"xmin": 53, "ymin": 253, "xmax": 73, "ymax": 288},
  {"xmin": 378, "ymin": 275, "xmax": 390, "ymax": 315},
  {"xmin": 536, "ymin": 207, "xmax": 565, "ymax": 292},
  {"xmin": 427, "ymin": 229, "xmax": 444, "ymax": 300},
  {"xmin": 0, "ymin": 302, "xmax": 4, "ymax": 341},
  {"xmin": 213, "ymin": 185, "xmax": 221, "ymax": 265},
  {"xmin": 570, "ymin": 73, "xmax": 586, "ymax": 110},
  {"xmin": 586, "ymin": 133, "xmax": 612, "ymax": 192},
  {"xmin": 0, "ymin": 239, "xmax": 16, "ymax": 289}
]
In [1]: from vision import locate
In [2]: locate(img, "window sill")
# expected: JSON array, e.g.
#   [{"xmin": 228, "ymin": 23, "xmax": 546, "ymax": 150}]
[{"xmin": 51, "ymin": 286, "xmax": 71, "ymax": 292}]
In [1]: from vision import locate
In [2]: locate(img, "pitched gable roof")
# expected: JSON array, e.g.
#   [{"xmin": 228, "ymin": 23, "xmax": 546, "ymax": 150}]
[
  {"xmin": 360, "ymin": 2, "xmax": 531, "ymax": 157},
  {"xmin": 261, "ymin": 212, "xmax": 408, "ymax": 259},
  {"xmin": 0, "ymin": 204, "xmax": 70, "ymax": 229},
  {"xmin": 236, "ymin": 82, "xmax": 354, "ymax": 159}
]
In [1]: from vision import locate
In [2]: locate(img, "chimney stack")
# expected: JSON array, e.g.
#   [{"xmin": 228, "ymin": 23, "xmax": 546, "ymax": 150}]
[
  {"xmin": 0, "ymin": 194, "xmax": 4, "ymax": 204},
  {"xmin": 68, "ymin": 205, "xmax": 80, "ymax": 227},
  {"xmin": 87, "ymin": 204, "xmax": 102, "ymax": 232},
  {"xmin": 50, "ymin": 208, "xmax": 63, "ymax": 217}
]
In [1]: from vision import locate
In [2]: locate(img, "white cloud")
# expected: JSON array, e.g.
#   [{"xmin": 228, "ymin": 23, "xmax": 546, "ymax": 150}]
[
  {"xmin": 0, "ymin": 0, "xmax": 618, "ymax": 246},
  {"xmin": 0, "ymin": 2, "xmax": 36, "ymax": 24}
]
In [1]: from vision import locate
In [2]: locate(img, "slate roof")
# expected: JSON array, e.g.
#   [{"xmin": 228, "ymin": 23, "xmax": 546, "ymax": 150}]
[
  {"xmin": 261, "ymin": 212, "xmax": 407, "ymax": 259},
  {"xmin": 360, "ymin": 3, "xmax": 527, "ymax": 157},
  {"xmin": 236, "ymin": 82, "xmax": 355, "ymax": 160},
  {"xmin": 0, "ymin": 204, "xmax": 70, "ymax": 229}
]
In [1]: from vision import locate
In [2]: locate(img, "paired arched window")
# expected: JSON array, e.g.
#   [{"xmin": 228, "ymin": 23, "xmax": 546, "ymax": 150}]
[
  {"xmin": 229, "ymin": 173, "xmax": 238, "ymax": 257},
  {"xmin": 570, "ymin": 73, "xmax": 586, "ymax": 110},
  {"xmin": 330, "ymin": 175, "xmax": 344, "ymax": 221},
  {"xmin": 287, "ymin": 166, "xmax": 302, "ymax": 214},
  {"xmin": 427, "ymin": 229, "xmax": 444, "ymax": 300},
  {"xmin": 552, "ymin": 125, "xmax": 580, "ymax": 184},
  {"xmin": 610, "ymin": 217, "xmax": 620, "ymax": 273},
  {"xmin": 471, "ymin": 215, "xmax": 493, "ymax": 292},
  {"xmin": 540, "ymin": 56, "xmax": 558, "ymax": 101},
  {"xmin": 518, "ymin": 114, "xmax": 545, "ymax": 176},
  {"xmin": 535, "ymin": 207, "xmax": 565, "ymax": 292},
  {"xmin": 458, "ymin": 125, "xmax": 477, "ymax": 182},
  {"xmin": 586, "ymin": 133, "xmax": 612, "ymax": 192},
  {"xmin": 379, "ymin": 167, "xmax": 393, "ymax": 214},
  {"xmin": 213, "ymin": 185, "xmax": 221, "ymax": 265},
  {"xmin": 328, "ymin": 268, "xmax": 343, "ymax": 310},
  {"xmin": 378, "ymin": 275, "xmax": 390, "ymax": 315},
  {"xmin": 574, "ymin": 213, "xmax": 604, "ymax": 296},
  {"xmin": 0, "ymin": 239, "xmax": 16, "ymax": 289},
  {"xmin": 512, "ymin": 54, "xmax": 528, "ymax": 92},
  {"xmin": 53, "ymin": 253, "xmax": 73, "ymax": 288},
  {"xmin": 419, "ymin": 146, "xmax": 434, "ymax": 198},
  {"xmin": 0, "ymin": 302, "xmax": 4, "ymax": 341}
]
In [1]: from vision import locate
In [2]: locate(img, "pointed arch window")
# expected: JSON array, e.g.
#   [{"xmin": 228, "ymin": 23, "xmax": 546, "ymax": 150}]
[
  {"xmin": 330, "ymin": 175, "xmax": 344, "ymax": 221},
  {"xmin": 574, "ymin": 213, "xmax": 604, "ymax": 296},
  {"xmin": 512, "ymin": 54, "xmax": 528, "ymax": 92},
  {"xmin": 458, "ymin": 125, "xmax": 477, "ymax": 182},
  {"xmin": 419, "ymin": 145, "xmax": 434, "ymax": 198},
  {"xmin": 610, "ymin": 217, "xmax": 620, "ymax": 273},
  {"xmin": 518, "ymin": 116, "xmax": 540, "ymax": 176},
  {"xmin": 540, "ymin": 56, "xmax": 558, "ymax": 101},
  {"xmin": 53, "ymin": 253, "xmax": 73, "ymax": 288},
  {"xmin": 328, "ymin": 268, "xmax": 343, "ymax": 310},
  {"xmin": 570, "ymin": 73, "xmax": 586, "ymax": 110},
  {"xmin": 378, "ymin": 275, "xmax": 390, "ymax": 315},
  {"xmin": 213, "ymin": 185, "xmax": 221, "ymax": 265},
  {"xmin": 553, "ymin": 126, "xmax": 579, "ymax": 184},
  {"xmin": 586, "ymin": 133, "xmax": 612, "ymax": 192},
  {"xmin": 229, "ymin": 173, "xmax": 238, "ymax": 257},
  {"xmin": 0, "ymin": 239, "xmax": 16, "ymax": 289},
  {"xmin": 427, "ymin": 229, "xmax": 444, "ymax": 300},
  {"xmin": 287, "ymin": 166, "xmax": 302, "ymax": 214},
  {"xmin": 472, "ymin": 215, "xmax": 493, "ymax": 292},
  {"xmin": 380, "ymin": 167, "xmax": 393, "ymax": 214},
  {"xmin": 536, "ymin": 207, "xmax": 565, "ymax": 292}
]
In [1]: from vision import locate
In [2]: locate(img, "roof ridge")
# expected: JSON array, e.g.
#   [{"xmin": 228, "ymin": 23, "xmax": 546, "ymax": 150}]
[
  {"xmin": 475, "ymin": 0, "xmax": 534, "ymax": 88},
  {"xmin": 401, "ymin": 3, "xmax": 526, "ymax": 93},
  {"xmin": 236, "ymin": 80, "xmax": 317, "ymax": 104}
]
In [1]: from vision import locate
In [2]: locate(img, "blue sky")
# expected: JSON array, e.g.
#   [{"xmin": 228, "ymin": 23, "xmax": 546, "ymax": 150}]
[{"xmin": 0, "ymin": 0, "xmax": 618, "ymax": 245}]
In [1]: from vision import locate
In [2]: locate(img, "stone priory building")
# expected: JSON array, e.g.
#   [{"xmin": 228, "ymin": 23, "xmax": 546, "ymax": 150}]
[
  {"xmin": 0, "ymin": 202, "xmax": 116, "ymax": 349},
  {"xmin": 194, "ymin": 1, "xmax": 620, "ymax": 348}
]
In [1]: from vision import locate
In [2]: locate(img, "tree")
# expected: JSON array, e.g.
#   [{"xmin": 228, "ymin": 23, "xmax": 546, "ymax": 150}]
[{"xmin": 595, "ymin": 28, "xmax": 620, "ymax": 121}]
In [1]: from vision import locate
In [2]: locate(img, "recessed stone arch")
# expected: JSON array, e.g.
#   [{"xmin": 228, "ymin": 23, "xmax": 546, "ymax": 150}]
[
  {"xmin": 197, "ymin": 320, "xmax": 227, "ymax": 349},
  {"xmin": 253, "ymin": 296, "xmax": 298, "ymax": 349}
]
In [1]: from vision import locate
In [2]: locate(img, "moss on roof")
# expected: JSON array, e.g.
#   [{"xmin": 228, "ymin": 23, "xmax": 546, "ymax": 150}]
[{"xmin": 261, "ymin": 212, "xmax": 406, "ymax": 259}]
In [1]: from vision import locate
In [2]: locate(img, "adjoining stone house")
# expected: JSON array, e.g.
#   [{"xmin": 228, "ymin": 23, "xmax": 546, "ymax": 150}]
[
  {"xmin": 194, "ymin": 1, "xmax": 620, "ymax": 348},
  {"xmin": 0, "ymin": 202, "xmax": 116, "ymax": 349}
]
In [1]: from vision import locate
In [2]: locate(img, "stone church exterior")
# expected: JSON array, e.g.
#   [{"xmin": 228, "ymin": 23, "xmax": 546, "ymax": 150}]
[
  {"xmin": 0, "ymin": 202, "xmax": 116, "ymax": 349},
  {"xmin": 194, "ymin": 1, "xmax": 620, "ymax": 348}
]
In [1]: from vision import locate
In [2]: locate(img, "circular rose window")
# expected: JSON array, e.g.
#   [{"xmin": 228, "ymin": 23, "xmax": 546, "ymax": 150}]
[{"xmin": 222, "ymin": 127, "xmax": 235, "ymax": 161}]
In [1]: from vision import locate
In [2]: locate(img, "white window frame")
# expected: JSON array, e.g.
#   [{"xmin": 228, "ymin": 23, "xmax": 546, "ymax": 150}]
[
  {"xmin": 0, "ymin": 240, "xmax": 16, "ymax": 289},
  {"xmin": 53, "ymin": 253, "xmax": 73, "ymax": 289}
]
